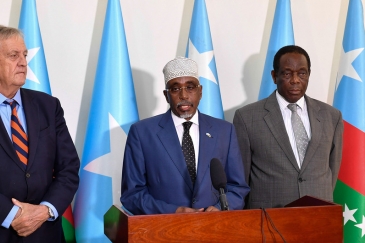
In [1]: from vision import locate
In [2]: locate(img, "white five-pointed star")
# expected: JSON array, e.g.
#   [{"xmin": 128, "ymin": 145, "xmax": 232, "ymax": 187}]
[
  {"xmin": 83, "ymin": 113, "xmax": 127, "ymax": 207},
  {"xmin": 26, "ymin": 47, "xmax": 41, "ymax": 84},
  {"xmin": 355, "ymin": 215, "xmax": 365, "ymax": 237},
  {"xmin": 188, "ymin": 39, "xmax": 217, "ymax": 84},
  {"xmin": 343, "ymin": 204, "xmax": 358, "ymax": 225},
  {"xmin": 336, "ymin": 47, "xmax": 364, "ymax": 90}
]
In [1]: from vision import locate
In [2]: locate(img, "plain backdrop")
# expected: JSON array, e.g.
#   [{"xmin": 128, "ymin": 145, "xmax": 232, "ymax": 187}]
[{"xmin": 0, "ymin": 0, "xmax": 352, "ymax": 157}]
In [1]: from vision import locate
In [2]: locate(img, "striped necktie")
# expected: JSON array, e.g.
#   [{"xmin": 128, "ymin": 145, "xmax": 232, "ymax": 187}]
[{"xmin": 4, "ymin": 101, "xmax": 28, "ymax": 165}]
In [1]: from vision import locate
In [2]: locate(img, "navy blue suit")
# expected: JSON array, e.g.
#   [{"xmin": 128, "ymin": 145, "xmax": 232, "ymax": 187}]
[
  {"xmin": 121, "ymin": 110, "xmax": 249, "ymax": 215},
  {"xmin": 0, "ymin": 89, "xmax": 79, "ymax": 243}
]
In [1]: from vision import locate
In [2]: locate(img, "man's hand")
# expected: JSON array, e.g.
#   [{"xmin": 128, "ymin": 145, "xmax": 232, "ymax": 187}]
[
  {"xmin": 175, "ymin": 206, "xmax": 205, "ymax": 213},
  {"xmin": 10, "ymin": 198, "xmax": 49, "ymax": 237},
  {"xmin": 204, "ymin": 206, "xmax": 219, "ymax": 212}
]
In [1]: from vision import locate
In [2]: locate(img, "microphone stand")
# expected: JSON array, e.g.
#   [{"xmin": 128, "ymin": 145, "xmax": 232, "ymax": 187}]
[{"xmin": 219, "ymin": 188, "xmax": 229, "ymax": 211}]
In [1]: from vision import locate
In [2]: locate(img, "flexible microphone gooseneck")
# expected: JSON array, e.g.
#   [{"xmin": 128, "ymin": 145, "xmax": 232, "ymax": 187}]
[{"xmin": 210, "ymin": 158, "xmax": 229, "ymax": 211}]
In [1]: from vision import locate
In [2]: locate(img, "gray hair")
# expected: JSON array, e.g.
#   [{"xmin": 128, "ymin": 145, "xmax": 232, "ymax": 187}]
[{"xmin": 0, "ymin": 25, "xmax": 24, "ymax": 45}]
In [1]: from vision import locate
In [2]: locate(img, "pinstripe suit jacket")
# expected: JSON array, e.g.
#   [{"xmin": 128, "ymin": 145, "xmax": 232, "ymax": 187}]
[
  {"xmin": 233, "ymin": 92, "xmax": 343, "ymax": 209},
  {"xmin": 0, "ymin": 89, "xmax": 79, "ymax": 242}
]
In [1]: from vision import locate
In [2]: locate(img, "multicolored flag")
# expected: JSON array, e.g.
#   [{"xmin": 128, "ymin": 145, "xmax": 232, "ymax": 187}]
[
  {"xmin": 258, "ymin": 0, "xmax": 294, "ymax": 100},
  {"xmin": 19, "ymin": 1, "xmax": 75, "ymax": 242},
  {"xmin": 61, "ymin": 206, "xmax": 76, "ymax": 243},
  {"xmin": 186, "ymin": 0, "xmax": 224, "ymax": 119},
  {"xmin": 333, "ymin": 0, "xmax": 365, "ymax": 242},
  {"xmin": 73, "ymin": 0, "xmax": 139, "ymax": 242}
]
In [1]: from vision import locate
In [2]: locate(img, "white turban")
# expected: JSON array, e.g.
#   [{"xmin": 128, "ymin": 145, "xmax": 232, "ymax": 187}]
[{"xmin": 162, "ymin": 57, "xmax": 199, "ymax": 84}]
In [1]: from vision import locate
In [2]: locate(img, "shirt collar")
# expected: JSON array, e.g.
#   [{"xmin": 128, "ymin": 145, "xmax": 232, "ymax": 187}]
[
  {"xmin": 0, "ymin": 89, "xmax": 23, "ymax": 106},
  {"xmin": 276, "ymin": 90, "xmax": 306, "ymax": 111},
  {"xmin": 171, "ymin": 110, "xmax": 199, "ymax": 127}
]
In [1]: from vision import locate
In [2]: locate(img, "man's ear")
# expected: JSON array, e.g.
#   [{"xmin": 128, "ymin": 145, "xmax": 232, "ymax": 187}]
[
  {"xmin": 199, "ymin": 85, "xmax": 203, "ymax": 100},
  {"xmin": 163, "ymin": 90, "xmax": 170, "ymax": 103},
  {"xmin": 271, "ymin": 70, "xmax": 277, "ymax": 84}
]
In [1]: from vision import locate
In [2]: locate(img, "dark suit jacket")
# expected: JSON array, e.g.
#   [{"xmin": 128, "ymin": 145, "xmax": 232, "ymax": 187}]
[
  {"xmin": 0, "ymin": 89, "xmax": 80, "ymax": 243},
  {"xmin": 233, "ymin": 92, "xmax": 343, "ymax": 209},
  {"xmin": 121, "ymin": 110, "xmax": 250, "ymax": 214}
]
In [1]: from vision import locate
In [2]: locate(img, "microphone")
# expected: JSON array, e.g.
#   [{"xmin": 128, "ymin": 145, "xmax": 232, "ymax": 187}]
[{"xmin": 210, "ymin": 158, "xmax": 229, "ymax": 211}]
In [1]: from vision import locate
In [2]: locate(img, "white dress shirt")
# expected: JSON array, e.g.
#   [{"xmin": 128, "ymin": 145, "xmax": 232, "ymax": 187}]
[
  {"xmin": 171, "ymin": 111, "xmax": 200, "ymax": 170},
  {"xmin": 276, "ymin": 91, "xmax": 311, "ymax": 168}
]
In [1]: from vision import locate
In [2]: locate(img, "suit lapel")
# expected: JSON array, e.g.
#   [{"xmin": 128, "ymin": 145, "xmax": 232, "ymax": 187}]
[
  {"xmin": 301, "ymin": 96, "xmax": 322, "ymax": 171},
  {"xmin": 264, "ymin": 92, "xmax": 300, "ymax": 172},
  {"xmin": 21, "ymin": 89, "xmax": 40, "ymax": 170},
  {"xmin": 157, "ymin": 110, "xmax": 194, "ymax": 192},
  {"xmin": 195, "ymin": 112, "xmax": 216, "ymax": 193}
]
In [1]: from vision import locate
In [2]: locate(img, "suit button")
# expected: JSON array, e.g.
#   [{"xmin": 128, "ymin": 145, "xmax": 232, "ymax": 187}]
[
  {"xmin": 298, "ymin": 178, "xmax": 303, "ymax": 183},
  {"xmin": 25, "ymin": 173, "xmax": 30, "ymax": 178},
  {"xmin": 192, "ymin": 198, "xmax": 196, "ymax": 204}
]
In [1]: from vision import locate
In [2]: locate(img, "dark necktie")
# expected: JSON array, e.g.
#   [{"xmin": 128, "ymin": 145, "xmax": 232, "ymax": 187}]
[
  {"xmin": 182, "ymin": 122, "xmax": 196, "ymax": 184},
  {"xmin": 287, "ymin": 104, "xmax": 309, "ymax": 165},
  {"xmin": 4, "ymin": 101, "xmax": 28, "ymax": 165}
]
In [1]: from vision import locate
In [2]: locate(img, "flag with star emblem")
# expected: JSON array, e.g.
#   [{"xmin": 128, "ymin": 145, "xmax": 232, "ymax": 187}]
[
  {"xmin": 19, "ymin": 1, "xmax": 75, "ymax": 242},
  {"xmin": 18, "ymin": 0, "xmax": 51, "ymax": 94},
  {"xmin": 258, "ymin": 0, "xmax": 294, "ymax": 100},
  {"xmin": 185, "ymin": 0, "xmax": 224, "ymax": 119},
  {"xmin": 333, "ymin": 0, "xmax": 365, "ymax": 241},
  {"xmin": 73, "ymin": 0, "xmax": 139, "ymax": 242}
]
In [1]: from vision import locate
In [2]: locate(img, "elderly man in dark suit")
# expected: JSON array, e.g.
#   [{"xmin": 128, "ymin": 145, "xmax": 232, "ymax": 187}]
[
  {"xmin": 233, "ymin": 45, "xmax": 343, "ymax": 209},
  {"xmin": 121, "ymin": 57, "xmax": 250, "ymax": 215},
  {"xmin": 0, "ymin": 25, "xmax": 79, "ymax": 242}
]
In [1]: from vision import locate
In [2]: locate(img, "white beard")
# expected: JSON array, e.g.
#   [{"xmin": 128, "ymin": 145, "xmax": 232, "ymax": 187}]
[{"xmin": 180, "ymin": 113, "xmax": 193, "ymax": 119}]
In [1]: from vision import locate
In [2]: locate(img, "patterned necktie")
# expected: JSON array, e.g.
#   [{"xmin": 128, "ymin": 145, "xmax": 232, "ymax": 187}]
[
  {"xmin": 182, "ymin": 121, "xmax": 196, "ymax": 184},
  {"xmin": 287, "ymin": 104, "xmax": 309, "ymax": 165},
  {"xmin": 4, "ymin": 101, "xmax": 28, "ymax": 165}
]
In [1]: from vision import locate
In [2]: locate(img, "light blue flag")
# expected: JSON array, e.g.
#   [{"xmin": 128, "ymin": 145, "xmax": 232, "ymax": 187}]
[
  {"xmin": 186, "ymin": 0, "xmax": 224, "ymax": 119},
  {"xmin": 73, "ymin": 0, "xmax": 139, "ymax": 242},
  {"xmin": 19, "ymin": 2, "xmax": 77, "ymax": 242},
  {"xmin": 258, "ymin": 0, "xmax": 294, "ymax": 100},
  {"xmin": 334, "ymin": 0, "xmax": 365, "ymax": 131},
  {"xmin": 18, "ymin": 0, "xmax": 51, "ymax": 95}
]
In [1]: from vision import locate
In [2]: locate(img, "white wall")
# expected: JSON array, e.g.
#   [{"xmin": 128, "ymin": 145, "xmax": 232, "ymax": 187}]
[{"xmin": 0, "ymin": 0, "xmax": 352, "ymax": 157}]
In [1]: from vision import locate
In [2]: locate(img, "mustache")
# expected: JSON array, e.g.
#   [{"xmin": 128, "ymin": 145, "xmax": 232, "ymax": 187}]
[{"xmin": 177, "ymin": 101, "xmax": 193, "ymax": 107}]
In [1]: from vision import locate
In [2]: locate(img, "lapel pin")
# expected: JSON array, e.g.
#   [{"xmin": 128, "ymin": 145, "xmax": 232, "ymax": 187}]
[{"xmin": 206, "ymin": 133, "xmax": 212, "ymax": 138}]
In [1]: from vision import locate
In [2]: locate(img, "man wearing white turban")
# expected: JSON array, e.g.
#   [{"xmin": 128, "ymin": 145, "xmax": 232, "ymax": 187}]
[{"xmin": 121, "ymin": 57, "xmax": 249, "ymax": 215}]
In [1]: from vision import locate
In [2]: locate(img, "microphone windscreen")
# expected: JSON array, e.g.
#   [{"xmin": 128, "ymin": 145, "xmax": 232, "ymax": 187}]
[{"xmin": 210, "ymin": 158, "xmax": 227, "ymax": 190}]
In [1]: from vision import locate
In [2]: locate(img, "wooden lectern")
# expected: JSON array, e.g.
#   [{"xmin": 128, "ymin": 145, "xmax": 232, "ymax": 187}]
[{"xmin": 104, "ymin": 196, "xmax": 343, "ymax": 242}]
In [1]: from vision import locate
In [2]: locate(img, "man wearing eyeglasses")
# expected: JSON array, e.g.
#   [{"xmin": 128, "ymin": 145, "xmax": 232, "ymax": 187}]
[
  {"xmin": 233, "ymin": 45, "xmax": 343, "ymax": 209},
  {"xmin": 121, "ymin": 57, "xmax": 250, "ymax": 215}
]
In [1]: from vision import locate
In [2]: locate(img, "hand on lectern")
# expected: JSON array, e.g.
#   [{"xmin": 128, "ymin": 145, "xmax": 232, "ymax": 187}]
[
  {"xmin": 175, "ymin": 207, "xmax": 204, "ymax": 213},
  {"xmin": 204, "ymin": 206, "xmax": 219, "ymax": 212}
]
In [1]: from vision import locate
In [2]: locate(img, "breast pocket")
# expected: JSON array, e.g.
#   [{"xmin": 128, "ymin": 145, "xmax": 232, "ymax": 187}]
[
  {"xmin": 39, "ymin": 126, "xmax": 50, "ymax": 137},
  {"xmin": 36, "ymin": 126, "xmax": 56, "ymax": 161}
]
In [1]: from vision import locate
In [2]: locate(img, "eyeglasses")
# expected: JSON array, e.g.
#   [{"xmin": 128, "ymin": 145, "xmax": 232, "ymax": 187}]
[{"xmin": 165, "ymin": 85, "xmax": 201, "ymax": 95}]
